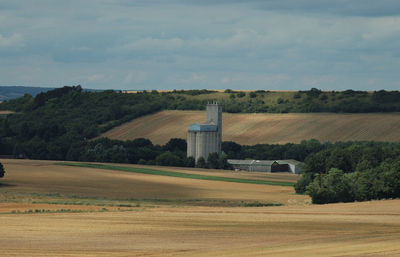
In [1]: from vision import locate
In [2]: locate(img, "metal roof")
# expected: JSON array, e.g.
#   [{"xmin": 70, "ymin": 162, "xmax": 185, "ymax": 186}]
[
  {"xmin": 228, "ymin": 159, "xmax": 278, "ymax": 166},
  {"xmin": 189, "ymin": 123, "xmax": 217, "ymax": 132},
  {"xmin": 277, "ymin": 159, "xmax": 302, "ymax": 166},
  {"xmin": 228, "ymin": 159, "xmax": 302, "ymax": 166}
]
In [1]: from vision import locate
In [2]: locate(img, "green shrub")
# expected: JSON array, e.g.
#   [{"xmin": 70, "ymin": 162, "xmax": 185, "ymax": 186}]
[{"xmin": 306, "ymin": 168, "xmax": 354, "ymax": 204}]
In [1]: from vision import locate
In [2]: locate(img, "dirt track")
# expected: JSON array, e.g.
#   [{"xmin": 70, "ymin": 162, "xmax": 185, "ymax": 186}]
[{"xmin": 100, "ymin": 110, "xmax": 400, "ymax": 145}]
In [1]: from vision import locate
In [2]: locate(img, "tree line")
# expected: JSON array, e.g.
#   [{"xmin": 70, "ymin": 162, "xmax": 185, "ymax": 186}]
[{"xmin": 295, "ymin": 141, "xmax": 400, "ymax": 204}]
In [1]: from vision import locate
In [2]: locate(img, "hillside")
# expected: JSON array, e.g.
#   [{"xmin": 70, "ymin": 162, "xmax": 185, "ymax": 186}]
[
  {"xmin": 0, "ymin": 86, "xmax": 55, "ymax": 101},
  {"xmin": 0, "ymin": 86, "xmax": 104, "ymax": 101},
  {"xmin": 101, "ymin": 110, "xmax": 400, "ymax": 145},
  {"xmin": 2, "ymin": 87, "xmax": 400, "ymax": 161}
]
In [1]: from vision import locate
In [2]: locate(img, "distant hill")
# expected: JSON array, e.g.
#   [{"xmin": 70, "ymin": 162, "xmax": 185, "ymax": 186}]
[
  {"xmin": 0, "ymin": 86, "xmax": 104, "ymax": 101},
  {"xmin": 0, "ymin": 86, "xmax": 56, "ymax": 101},
  {"xmin": 100, "ymin": 110, "xmax": 400, "ymax": 145}
]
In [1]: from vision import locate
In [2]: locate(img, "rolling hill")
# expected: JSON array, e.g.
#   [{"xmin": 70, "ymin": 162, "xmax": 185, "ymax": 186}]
[{"xmin": 100, "ymin": 110, "xmax": 400, "ymax": 145}]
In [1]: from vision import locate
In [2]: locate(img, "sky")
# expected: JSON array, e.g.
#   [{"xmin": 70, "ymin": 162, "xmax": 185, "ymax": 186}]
[{"xmin": 0, "ymin": 0, "xmax": 399, "ymax": 91}]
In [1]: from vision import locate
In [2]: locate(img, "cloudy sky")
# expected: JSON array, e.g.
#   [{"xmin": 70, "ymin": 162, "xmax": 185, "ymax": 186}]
[{"xmin": 0, "ymin": 0, "xmax": 399, "ymax": 90}]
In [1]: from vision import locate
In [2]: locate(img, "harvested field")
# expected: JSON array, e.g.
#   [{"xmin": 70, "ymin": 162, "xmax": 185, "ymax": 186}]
[
  {"xmin": 0, "ymin": 201, "xmax": 400, "ymax": 256},
  {"xmin": 0, "ymin": 202, "xmax": 132, "ymax": 213},
  {"xmin": 100, "ymin": 110, "xmax": 400, "ymax": 145},
  {"xmin": 1, "ymin": 159, "xmax": 400, "ymax": 256},
  {"xmin": 0, "ymin": 159, "xmax": 307, "ymax": 205}
]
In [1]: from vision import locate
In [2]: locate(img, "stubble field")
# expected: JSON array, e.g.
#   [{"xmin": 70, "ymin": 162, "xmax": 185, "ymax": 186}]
[
  {"xmin": 1, "ymin": 159, "xmax": 400, "ymax": 256},
  {"xmin": 100, "ymin": 110, "xmax": 400, "ymax": 145}
]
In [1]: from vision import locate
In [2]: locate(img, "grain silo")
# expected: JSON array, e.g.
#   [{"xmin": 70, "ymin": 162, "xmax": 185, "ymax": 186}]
[{"xmin": 187, "ymin": 102, "xmax": 222, "ymax": 162}]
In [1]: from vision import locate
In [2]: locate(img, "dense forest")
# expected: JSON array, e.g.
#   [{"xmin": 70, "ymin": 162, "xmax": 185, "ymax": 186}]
[
  {"xmin": 1, "ymin": 86, "xmax": 400, "ymax": 204},
  {"xmin": 294, "ymin": 141, "xmax": 400, "ymax": 204}
]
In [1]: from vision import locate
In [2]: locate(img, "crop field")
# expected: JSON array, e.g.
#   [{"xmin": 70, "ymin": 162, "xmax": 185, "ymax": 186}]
[
  {"xmin": 1, "ymin": 159, "xmax": 400, "ymax": 256},
  {"xmin": 100, "ymin": 110, "xmax": 400, "ymax": 145}
]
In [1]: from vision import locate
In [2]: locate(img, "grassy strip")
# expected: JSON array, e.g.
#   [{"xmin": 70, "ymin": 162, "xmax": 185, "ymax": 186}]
[
  {"xmin": 3, "ymin": 208, "xmax": 141, "ymax": 215},
  {"xmin": 31, "ymin": 200, "xmax": 140, "ymax": 207},
  {"xmin": 0, "ymin": 191, "xmax": 284, "ymax": 208},
  {"xmin": 57, "ymin": 162, "xmax": 294, "ymax": 187}
]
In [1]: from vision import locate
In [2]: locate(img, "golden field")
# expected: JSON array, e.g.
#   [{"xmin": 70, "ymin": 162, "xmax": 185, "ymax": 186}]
[
  {"xmin": 1, "ymin": 159, "xmax": 400, "ymax": 256},
  {"xmin": 100, "ymin": 110, "xmax": 400, "ymax": 145},
  {"xmin": 0, "ymin": 159, "xmax": 305, "ymax": 204}
]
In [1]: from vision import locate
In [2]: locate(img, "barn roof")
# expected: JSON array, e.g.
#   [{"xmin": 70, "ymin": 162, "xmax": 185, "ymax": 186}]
[
  {"xmin": 277, "ymin": 159, "xmax": 302, "ymax": 166},
  {"xmin": 228, "ymin": 159, "xmax": 302, "ymax": 166},
  {"xmin": 228, "ymin": 159, "xmax": 278, "ymax": 166}
]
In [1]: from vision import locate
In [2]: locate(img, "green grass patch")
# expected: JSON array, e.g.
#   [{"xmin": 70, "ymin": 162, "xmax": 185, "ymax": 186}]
[
  {"xmin": 31, "ymin": 199, "xmax": 141, "ymax": 207},
  {"xmin": 57, "ymin": 162, "xmax": 294, "ymax": 187},
  {"xmin": 241, "ymin": 201, "xmax": 283, "ymax": 207}
]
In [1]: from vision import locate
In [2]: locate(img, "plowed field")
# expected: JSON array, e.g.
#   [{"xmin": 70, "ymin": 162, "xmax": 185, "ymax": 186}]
[{"xmin": 100, "ymin": 110, "xmax": 400, "ymax": 145}]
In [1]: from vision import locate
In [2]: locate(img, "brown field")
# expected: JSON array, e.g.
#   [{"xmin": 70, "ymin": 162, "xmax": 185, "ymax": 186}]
[
  {"xmin": 100, "ymin": 110, "xmax": 400, "ymax": 145},
  {"xmin": 0, "ymin": 159, "xmax": 305, "ymax": 204},
  {"xmin": 1, "ymin": 159, "xmax": 400, "ymax": 256}
]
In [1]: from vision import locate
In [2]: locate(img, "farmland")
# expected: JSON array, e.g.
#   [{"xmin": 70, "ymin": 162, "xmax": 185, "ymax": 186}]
[
  {"xmin": 1, "ymin": 159, "xmax": 400, "ymax": 256},
  {"xmin": 100, "ymin": 110, "xmax": 400, "ymax": 145},
  {"xmin": 0, "ymin": 159, "xmax": 303, "ymax": 204}
]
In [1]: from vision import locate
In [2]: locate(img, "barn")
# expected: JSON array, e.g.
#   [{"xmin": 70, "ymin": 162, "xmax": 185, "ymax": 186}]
[{"xmin": 227, "ymin": 159, "xmax": 303, "ymax": 174}]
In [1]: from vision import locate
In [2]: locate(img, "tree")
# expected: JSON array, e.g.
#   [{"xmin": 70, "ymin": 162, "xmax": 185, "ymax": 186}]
[
  {"xmin": 196, "ymin": 157, "xmax": 206, "ymax": 168},
  {"xmin": 294, "ymin": 172, "xmax": 313, "ymax": 194},
  {"xmin": 184, "ymin": 156, "xmax": 195, "ymax": 167},
  {"xmin": 306, "ymin": 168, "xmax": 354, "ymax": 204},
  {"xmin": 207, "ymin": 152, "xmax": 220, "ymax": 169},
  {"xmin": 165, "ymin": 138, "xmax": 187, "ymax": 152},
  {"xmin": 155, "ymin": 151, "xmax": 182, "ymax": 166},
  {"xmin": 222, "ymin": 141, "xmax": 241, "ymax": 159},
  {"xmin": 237, "ymin": 92, "xmax": 245, "ymax": 98},
  {"xmin": 0, "ymin": 162, "xmax": 5, "ymax": 178},
  {"xmin": 218, "ymin": 153, "xmax": 230, "ymax": 169}
]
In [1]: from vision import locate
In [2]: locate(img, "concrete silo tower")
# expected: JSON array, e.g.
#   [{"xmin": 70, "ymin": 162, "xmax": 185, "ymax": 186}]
[{"xmin": 187, "ymin": 102, "xmax": 222, "ymax": 162}]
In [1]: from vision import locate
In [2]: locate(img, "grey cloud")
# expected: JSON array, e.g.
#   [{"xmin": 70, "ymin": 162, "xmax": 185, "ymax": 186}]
[
  {"xmin": 0, "ymin": 0, "xmax": 399, "ymax": 90},
  {"xmin": 171, "ymin": 0, "xmax": 400, "ymax": 17}
]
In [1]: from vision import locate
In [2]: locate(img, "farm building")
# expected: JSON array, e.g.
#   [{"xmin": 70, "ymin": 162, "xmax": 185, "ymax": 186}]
[
  {"xmin": 277, "ymin": 159, "xmax": 303, "ymax": 174},
  {"xmin": 187, "ymin": 102, "xmax": 222, "ymax": 162},
  {"xmin": 228, "ymin": 159, "xmax": 302, "ymax": 174}
]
